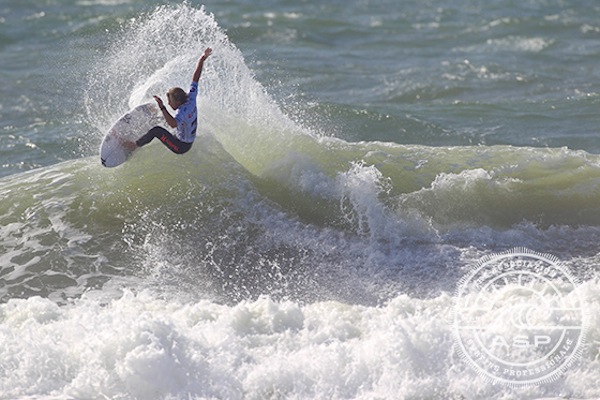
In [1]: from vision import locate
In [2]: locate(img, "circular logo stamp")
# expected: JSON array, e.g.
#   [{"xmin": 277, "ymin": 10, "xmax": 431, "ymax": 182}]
[{"xmin": 453, "ymin": 247, "xmax": 586, "ymax": 386}]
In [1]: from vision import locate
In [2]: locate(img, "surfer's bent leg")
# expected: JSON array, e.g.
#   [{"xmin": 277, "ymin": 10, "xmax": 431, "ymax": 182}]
[{"xmin": 136, "ymin": 126, "xmax": 192, "ymax": 155}]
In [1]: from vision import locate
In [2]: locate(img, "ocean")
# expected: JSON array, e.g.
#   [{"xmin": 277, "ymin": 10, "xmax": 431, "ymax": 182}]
[{"xmin": 1, "ymin": 0, "xmax": 600, "ymax": 398}]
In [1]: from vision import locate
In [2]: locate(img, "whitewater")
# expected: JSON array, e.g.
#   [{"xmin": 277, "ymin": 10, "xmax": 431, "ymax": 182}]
[{"xmin": 2, "ymin": 2, "xmax": 600, "ymax": 399}]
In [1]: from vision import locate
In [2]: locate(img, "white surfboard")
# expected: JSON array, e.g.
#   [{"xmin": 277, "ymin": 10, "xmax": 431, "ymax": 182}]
[{"xmin": 100, "ymin": 102, "xmax": 163, "ymax": 167}]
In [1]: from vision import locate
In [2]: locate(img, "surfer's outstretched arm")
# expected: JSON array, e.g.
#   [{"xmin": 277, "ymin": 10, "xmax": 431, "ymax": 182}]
[{"xmin": 192, "ymin": 47, "xmax": 212, "ymax": 83}]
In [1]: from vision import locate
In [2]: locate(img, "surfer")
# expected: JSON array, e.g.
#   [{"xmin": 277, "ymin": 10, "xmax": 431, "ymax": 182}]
[{"xmin": 126, "ymin": 47, "xmax": 212, "ymax": 154}]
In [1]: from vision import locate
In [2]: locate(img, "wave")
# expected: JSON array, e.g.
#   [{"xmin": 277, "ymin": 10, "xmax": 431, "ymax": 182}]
[
  {"xmin": 83, "ymin": 4, "xmax": 600, "ymax": 230},
  {"xmin": 2, "ymin": 4, "xmax": 600, "ymax": 306}
]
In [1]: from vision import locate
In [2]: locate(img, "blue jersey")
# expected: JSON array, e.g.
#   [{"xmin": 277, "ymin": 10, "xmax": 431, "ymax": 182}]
[{"xmin": 174, "ymin": 81, "xmax": 198, "ymax": 143}]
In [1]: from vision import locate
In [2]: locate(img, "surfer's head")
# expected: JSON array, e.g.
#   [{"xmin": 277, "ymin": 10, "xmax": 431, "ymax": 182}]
[{"xmin": 166, "ymin": 87, "xmax": 188, "ymax": 109}]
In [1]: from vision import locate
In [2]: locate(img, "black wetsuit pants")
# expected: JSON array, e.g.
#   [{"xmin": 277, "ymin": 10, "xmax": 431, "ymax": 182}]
[{"xmin": 136, "ymin": 126, "xmax": 193, "ymax": 154}]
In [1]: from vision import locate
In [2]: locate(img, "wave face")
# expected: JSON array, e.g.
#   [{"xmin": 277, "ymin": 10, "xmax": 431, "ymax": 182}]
[{"xmin": 1, "ymin": 3, "xmax": 600, "ymax": 399}]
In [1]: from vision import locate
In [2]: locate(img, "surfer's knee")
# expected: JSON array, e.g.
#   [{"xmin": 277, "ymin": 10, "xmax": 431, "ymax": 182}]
[{"xmin": 139, "ymin": 126, "xmax": 167, "ymax": 146}]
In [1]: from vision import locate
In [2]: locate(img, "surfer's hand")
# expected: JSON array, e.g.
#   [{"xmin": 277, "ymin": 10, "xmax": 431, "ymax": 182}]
[
  {"xmin": 153, "ymin": 95, "xmax": 165, "ymax": 109},
  {"xmin": 202, "ymin": 47, "xmax": 212, "ymax": 60}
]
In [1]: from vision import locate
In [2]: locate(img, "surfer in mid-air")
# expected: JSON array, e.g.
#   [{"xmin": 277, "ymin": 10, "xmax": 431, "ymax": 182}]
[{"xmin": 125, "ymin": 47, "xmax": 212, "ymax": 154}]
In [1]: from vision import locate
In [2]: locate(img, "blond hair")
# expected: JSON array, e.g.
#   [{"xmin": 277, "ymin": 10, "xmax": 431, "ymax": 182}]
[{"xmin": 167, "ymin": 87, "xmax": 188, "ymax": 105}]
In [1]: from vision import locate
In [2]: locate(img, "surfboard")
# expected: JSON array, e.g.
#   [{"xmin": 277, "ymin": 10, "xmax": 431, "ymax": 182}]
[{"xmin": 100, "ymin": 102, "xmax": 163, "ymax": 167}]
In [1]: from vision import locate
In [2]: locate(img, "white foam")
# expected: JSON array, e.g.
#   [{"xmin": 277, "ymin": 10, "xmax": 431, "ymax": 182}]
[{"xmin": 1, "ymin": 286, "xmax": 598, "ymax": 399}]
